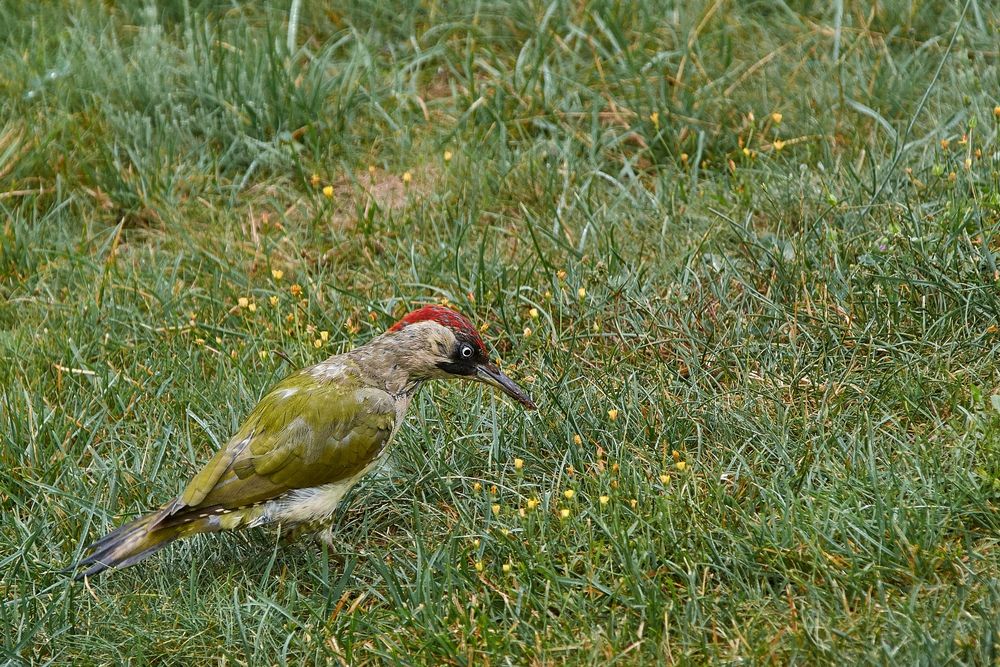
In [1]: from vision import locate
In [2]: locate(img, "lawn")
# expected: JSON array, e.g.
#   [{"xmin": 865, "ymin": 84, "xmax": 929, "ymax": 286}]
[{"xmin": 2, "ymin": 0, "xmax": 1000, "ymax": 664}]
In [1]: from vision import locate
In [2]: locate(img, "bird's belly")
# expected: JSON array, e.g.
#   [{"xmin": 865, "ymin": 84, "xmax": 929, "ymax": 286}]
[
  {"xmin": 265, "ymin": 480, "xmax": 354, "ymax": 525},
  {"xmin": 262, "ymin": 457, "xmax": 383, "ymax": 527}
]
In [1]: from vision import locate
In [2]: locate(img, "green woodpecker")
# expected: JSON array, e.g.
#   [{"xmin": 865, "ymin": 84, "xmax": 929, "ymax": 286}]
[{"xmin": 73, "ymin": 306, "xmax": 535, "ymax": 578}]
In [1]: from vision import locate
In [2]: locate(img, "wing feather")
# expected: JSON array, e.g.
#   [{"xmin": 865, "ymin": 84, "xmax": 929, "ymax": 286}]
[{"xmin": 167, "ymin": 367, "xmax": 396, "ymax": 518}]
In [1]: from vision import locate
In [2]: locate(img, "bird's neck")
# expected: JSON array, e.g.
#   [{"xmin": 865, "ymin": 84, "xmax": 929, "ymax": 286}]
[{"xmin": 346, "ymin": 331, "xmax": 435, "ymax": 398}]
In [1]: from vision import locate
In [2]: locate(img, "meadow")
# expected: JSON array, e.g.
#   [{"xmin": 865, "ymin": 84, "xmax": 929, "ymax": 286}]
[{"xmin": 2, "ymin": 0, "xmax": 1000, "ymax": 664}]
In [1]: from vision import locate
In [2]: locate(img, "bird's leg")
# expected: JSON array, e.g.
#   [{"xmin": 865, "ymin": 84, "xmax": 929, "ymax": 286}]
[{"xmin": 315, "ymin": 523, "xmax": 337, "ymax": 547}]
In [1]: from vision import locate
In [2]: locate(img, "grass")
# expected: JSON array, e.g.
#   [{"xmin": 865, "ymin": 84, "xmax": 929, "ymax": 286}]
[{"xmin": 2, "ymin": 0, "xmax": 1000, "ymax": 663}]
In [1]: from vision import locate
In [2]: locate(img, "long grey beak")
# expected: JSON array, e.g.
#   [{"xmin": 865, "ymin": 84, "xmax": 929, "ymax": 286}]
[{"xmin": 476, "ymin": 363, "xmax": 536, "ymax": 410}]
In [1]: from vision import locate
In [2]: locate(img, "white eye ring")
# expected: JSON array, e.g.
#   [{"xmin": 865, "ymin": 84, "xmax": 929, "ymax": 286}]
[{"xmin": 460, "ymin": 345, "xmax": 474, "ymax": 359}]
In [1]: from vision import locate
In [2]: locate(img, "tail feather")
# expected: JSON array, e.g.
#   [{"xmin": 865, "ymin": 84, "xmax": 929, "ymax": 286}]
[{"xmin": 72, "ymin": 505, "xmax": 223, "ymax": 579}]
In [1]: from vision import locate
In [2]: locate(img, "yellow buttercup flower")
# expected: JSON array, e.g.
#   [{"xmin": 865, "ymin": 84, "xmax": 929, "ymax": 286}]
[
  {"xmin": 577, "ymin": 287, "xmax": 586, "ymax": 299},
  {"xmin": 514, "ymin": 458, "xmax": 524, "ymax": 470},
  {"xmin": 676, "ymin": 461, "xmax": 687, "ymax": 471},
  {"xmin": 322, "ymin": 185, "xmax": 334, "ymax": 197},
  {"xmin": 771, "ymin": 112, "xmax": 783, "ymax": 124},
  {"xmin": 528, "ymin": 308, "xmax": 538, "ymax": 319},
  {"xmin": 563, "ymin": 489, "xmax": 575, "ymax": 500},
  {"xmin": 271, "ymin": 269, "xmax": 284, "ymax": 280},
  {"xmin": 237, "ymin": 297, "xmax": 249, "ymax": 308},
  {"xmin": 444, "ymin": 150, "xmax": 453, "ymax": 161},
  {"xmin": 402, "ymin": 171, "xmax": 412, "ymax": 184},
  {"xmin": 608, "ymin": 409, "xmax": 619, "ymax": 421},
  {"xmin": 573, "ymin": 434, "xmax": 582, "ymax": 446},
  {"xmin": 559, "ymin": 508, "xmax": 570, "ymax": 519},
  {"xmin": 599, "ymin": 495, "xmax": 610, "ymax": 505}
]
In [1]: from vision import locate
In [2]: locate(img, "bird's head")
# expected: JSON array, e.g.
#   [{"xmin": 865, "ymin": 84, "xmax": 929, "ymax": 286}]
[{"xmin": 385, "ymin": 305, "xmax": 536, "ymax": 409}]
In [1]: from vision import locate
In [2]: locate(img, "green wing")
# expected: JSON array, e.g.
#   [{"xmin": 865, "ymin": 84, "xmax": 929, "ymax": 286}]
[{"xmin": 169, "ymin": 368, "xmax": 397, "ymax": 515}]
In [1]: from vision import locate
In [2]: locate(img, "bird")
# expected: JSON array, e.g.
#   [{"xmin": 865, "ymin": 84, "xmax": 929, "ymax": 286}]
[{"xmin": 72, "ymin": 305, "xmax": 535, "ymax": 578}]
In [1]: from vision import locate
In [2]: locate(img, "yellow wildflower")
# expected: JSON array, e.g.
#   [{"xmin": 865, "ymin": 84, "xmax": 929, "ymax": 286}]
[
  {"xmin": 599, "ymin": 495, "xmax": 610, "ymax": 505},
  {"xmin": 271, "ymin": 269, "xmax": 284, "ymax": 280},
  {"xmin": 474, "ymin": 561, "xmax": 484, "ymax": 572},
  {"xmin": 473, "ymin": 482, "xmax": 482, "ymax": 492},
  {"xmin": 526, "ymin": 498, "xmax": 539, "ymax": 511},
  {"xmin": 559, "ymin": 508, "xmax": 571, "ymax": 519},
  {"xmin": 676, "ymin": 461, "xmax": 687, "ymax": 471},
  {"xmin": 320, "ymin": 330, "xmax": 329, "ymax": 342},
  {"xmin": 313, "ymin": 339, "xmax": 323, "ymax": 348},
  {"xmin": 773, "ymin": 139, "xmax": 785, "ymax": 151},
  {"xmin": 523, "ymin": 327, "xmax": 532, "ymax": 338},
  {"xmin": 573, "ymin": 434, "xmax": 582, "ymax": 446},
  {"xmin": 659, "ymin": 474, "xmax": 671, "ymax": 484},
  {"xmin": 771, "ymin": 112, "xmax": 782, "ymax": 124},
  {"xmin": 491, "ymin": 504, "xmax": 500, "ymax": 516},
  {"xmin": 259, "ymin": 350, "xmax": 268, "ymax": 360},
  {"xmin": 608, "ymin": 409, "xmax": 619, "ymax": 421},
  {"xmin": 577, "ymin": 287, "xmax": 586, "ymax": 299},
  {"xmin": 322, "ymin": 185, "xmax": 334, "ymax": 197},
  {"xmin": 237, "ymin": 297, "xmax": 249, "ymax": 308},
  {"xmin": 650, "ymin": 111, "xmax": 659, "ymax": 128},
  {"xmin": 269, "ymin": 295, "xmax": 279, "ymax": 306},
  {"xmin": 563, "ymin": 489, "xmax": 575, "ymax": 500},
  {"xmin": 514, "ymin": 458, "xmax": 524, "ymax": 470},
  {"xmin": 247, "ymin": 303, "xmax": 257, "ymax": 313},
  {"xmin": 528, "ymin": 307, "xmax": 538, "ymax": 319},
  {"xmin": 502, "ymin": 563, "xmax": 511, "ymax": 573},
  {"xmin": 309, "ymin": 173, "xmax": 320, "ymax": 186},
  {"xmin": 444, "ymin": 150, "xmax": 453, "ymax": 162},
  {"xmin": 402, "ymin": 171, "xmax": 412, "ymax": 184}
]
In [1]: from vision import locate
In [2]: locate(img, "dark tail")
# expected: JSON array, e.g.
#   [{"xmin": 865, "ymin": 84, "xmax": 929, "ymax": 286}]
[{"xmin": 72, "ymin": 507, "xmax": 217, "ymax": 579}]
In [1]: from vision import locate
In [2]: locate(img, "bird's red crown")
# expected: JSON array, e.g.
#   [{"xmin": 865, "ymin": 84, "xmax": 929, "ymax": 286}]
[{"xmin": 388, "ymin": 305, "xmax": 488, "ymax": 355}]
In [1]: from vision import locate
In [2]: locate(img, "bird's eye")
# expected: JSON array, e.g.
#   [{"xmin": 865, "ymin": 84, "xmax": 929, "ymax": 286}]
[{"xmin": 460, "ymin": 344, "xmax": 474, "ymax": 359}]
